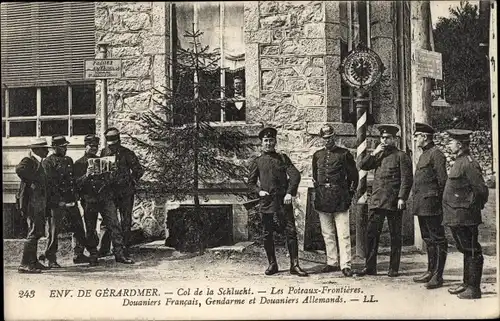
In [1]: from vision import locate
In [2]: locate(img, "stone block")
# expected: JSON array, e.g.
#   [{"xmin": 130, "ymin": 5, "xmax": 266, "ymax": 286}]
[
  {"xmin": 308, "ymin": 78, "xmax": 325, "ymax": 93},
  {"xmin": 326, "ymin": 38, "xmax": 341, "ymax": 56},
  {"xmin": 117, "ymin": 2, "xmax": 153, "ymax": 12},
  {"xmin": 99, "ymin": 32, "xmax": 142, "ymax": 47},
  {"xmin": 260, "ymin": 14, "xmax": 288, "ymax": 29},
  {"xmin": 123, "ymin": 56, "xmax": 152, "ymax": 78},
  {"xmin": 298, "ymin": 38, "xmax": 326, "ymax": 55},
  {"xmin": 370, "ymin": 1, "xmax": 394, "ymax": 24},
  {"xmin": 95, "ymin": 8, "xmax": 111, "ymax": 31},
  {"xmin": 327, "ymin": 106, "xmax": 342, "ymax": 122},
  {"xmin": 152, "ymin": 54, "xmax": 167, "ymax": 88},
  {"xmin": 324, "ymin": 55, "xmax": 342, "ymax": 107},
  {"xmin": 311, "ymin": 57, "xmax": 324, "ymax": 66},
  {"xmin": 261, "ymin": 70, "xmax": 278, "ymax": 91},
  {"xmin": 296, "ymin": 1, "xmax": 324, "ymax": 25},
  {"xmin": 324, "ymin": 1, "xmax": 340, "ymax": 24},
  {"xmin": 283, "ymin": 56, "xmax": 309, "ymax": 67},
  {"xmin": 285, "ymin": 79, "xmax": 307, "ymax": 92},
  {"xmin": 278, "ymin": 67, "xmax": 300, "ymax": 77},
  {"xmin": 144, "ymin": 35, "xmax": 167, "ymax": 55},
  {"xmin": 282, "ymin": 39, "xmax": 300, "ymax": 55},
  {"xmin": 261, "ymin": 57, "xmax": 282, "ymax": 69},
  {"xmin": 303, "ymin": 23, "xmax": 325, "ymax": 38},
  {"xmin": 108, "ymin": 79, "xmax": 152, "ymax": 93},
  {"xmin": 123, "ymin": 91, "xmax": 152, "ymax": 112},
  {"xmin": 151, "ymin": 2, "xmax": 167, "ymax": 35},
  {"xmin": 303, "ymin": 66, "xmax": 324, "ymax": 77},
  {"xmin": 273, "ymin": 104, "xmax": 298, "ymax": 124},
  {"xmin": 232, "ymin": 204, "xmax": 248, "ymax": 242},
  {"xmin": 244, "ymin": 30, "xmax": 272, "ymax": 44},
  {"xmin": 306, "ymin": 122, "xmax": 355, "ymax": 136},
  {"xmin": 295, "ymin": 93, "xmax": 324, "ymax": 106},
  {"xmin": 123, "ymin": 12, "xmax": 151, "ymax": 31},
  {"xmin": 371, "ymin": 21, "xmax": 394, "ymax": 40},
  {"xmin": 259, "ymin": 1, "xmax": 280, "ymax": 17},
  {"xmin": 272, "ymin": 30, "xmax": 285, "ymax": 43},
  {"xmin": 244, "ymin": 2, "xmax": 260, "ymax": 32},
  {"xmin": 110, "ymin": 46, "xmax": 143, "ymax": 58},
  {"xmin": 325, "ymin": 22, "xmax": 341, "ymax": 39},
  {"xmin": 260, "ymin": 44, "xmax": 280, "ymax": 55},
  {"xmin": 304, "ymin": 107, "xmax": 327, "ymax": 122}
]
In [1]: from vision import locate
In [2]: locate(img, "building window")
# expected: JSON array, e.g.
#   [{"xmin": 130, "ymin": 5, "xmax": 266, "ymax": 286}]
[
  {"xmin": 172, "ymin": 2, "xmax": 245, "ymax": 124},
  {"xmin": 2, "ymin": 83, "xmax": 96, "ymax": 138},
  {"xmin": 340, "ymin": 1, "xmax": 373, "ymax": 125}
]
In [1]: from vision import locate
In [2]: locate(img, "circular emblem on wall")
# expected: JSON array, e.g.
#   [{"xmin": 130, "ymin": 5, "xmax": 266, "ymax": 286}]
[{"xmin": 338, "ymin": 43, "xmax": 385, "ymax": 90}]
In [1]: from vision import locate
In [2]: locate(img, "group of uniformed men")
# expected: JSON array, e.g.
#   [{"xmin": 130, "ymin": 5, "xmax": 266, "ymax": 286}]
[
  {"xmin": 16, "ymin": 127, "xmax": 143, "ymax": 272},
  {"xmin": 16, "ymin": 121, "xmax": 488, "ymax": 300},
  {"xmin": 248, "ymin": 123, "xmax": 488, "ymax": 300}
]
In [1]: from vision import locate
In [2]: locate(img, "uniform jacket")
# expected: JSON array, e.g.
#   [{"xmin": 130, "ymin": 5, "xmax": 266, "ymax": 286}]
[
  {"xmin": 443, "ymin": 152, "xmax": 488, "ymax": 226},
  {"xmin": 42, "ymin": 154, "xmax": 77, "ymax": 208},
  {"xmin": 312, "ymin": 146, "xmax": 359, "ymax": 213},
  {"xmin": 15, "ymin": 154, "xmax": 48, "ymax": 216},
  {"xmin": 359, "ymin": 146, "xmax": 413, "ymax": 211},
  {"xmin": 100, "ymin": 145, "xmax": 144, "ymax": 196},
  {"xmin": 74, "ymin": 153, "xmax": 114, "ymax": 203},
  {"xmin": 247, "ymin": 151, "xmax": 301, "ymax": 213},
  {"xmin": 412, "ymin": 142, "xmax": 448, "ymax": 216}
]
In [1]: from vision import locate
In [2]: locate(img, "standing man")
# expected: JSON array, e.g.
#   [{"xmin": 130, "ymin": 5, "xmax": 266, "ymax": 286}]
[
  {"xmin": 443, "ymin": 129, "xmax": 488, "ymax": 299},
  {"xmin": 412, "ymin": 122, "xmax": 448, "ymax": 289},
  {"xmin": 99, "ymin": 127, "xmax": 144, "ymax": 258},
  {"xmin": 74, "ymin": 134, "xmax": 134, "ymax": 265},
  {"xmin": 359, "ymin": 125, "xmax": 413, "ymax": 277},
  {"xmin": 248, "ymin": 127, "xmax": 308, "ymax": 277},
  {"xmin": 16, "ymin": 138, "xmax": 50, "ymax": 273},
  {"xmin": 312, "ymin": 124, "xmax": 358, "ymax": 277},
  {"xmin": 41, "ymin": 135, "xmax": 89, "ymax": 267}
]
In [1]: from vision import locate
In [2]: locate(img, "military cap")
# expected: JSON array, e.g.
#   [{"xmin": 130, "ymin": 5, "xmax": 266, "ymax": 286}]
[
  {"xmin": 319, "ymin": 124, "xmax": 335, "ymax": 138},
  {"xmin": 446, "ymin": 129, "xmax": 472, "ymax": 142},
  {"xmin": 415, "ymin": 122, "xmax": 435, "ymax": 134},
  {"xmin": 378, "ymin": 125, "xmax": 400, "ymax": 136},
  {"xmin": 51, "ymin": 135, "xmax": 70, "ymax": 147},
  {"xmin": 104, "ymin": 127, "xmax": 121, "ymax": 145},
  {"xmin": 28, "ymin": 137, "xmax": 49, "ymax": 148},
  {"xmin": 258, "ymin": 127, "xmax": 277, "ymax": 140},
  {"xmin": 84, "ymin": 134, "xmax": 100, "ymax": 146}
]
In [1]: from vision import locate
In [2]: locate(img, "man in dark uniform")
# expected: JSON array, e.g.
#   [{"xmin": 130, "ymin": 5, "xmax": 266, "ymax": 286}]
[
  {"xmin": 16, "ymin": 138, "xmax": 50, "ymax": 273},
  {"xmin": 412, "ymin": 122, "xmax": 448, "ymax": 289},
  {"xmin": 443, "ymin": 129, "xmax": 488, "ymax": 299},
  {"xmin": 41, "ymin": 135, "xmax": 90, "ymax": 267},
  {"xmin": 359, "ymin": 125, "xmax": 413, "ymax": 277},
  {"xmin": 99, "ymin": 127, "xmax": 144, "ymax": 257},
  {"xmin": 248, "ymin": 127, "xmax": 308, "ymax": 277},
  {"xmin": 312, "ymin": 124, "xmax": 358, "ymax": 277},
  {"xmin": 74, "ymin": 134, "xmax": 134, "ymax": 265}
]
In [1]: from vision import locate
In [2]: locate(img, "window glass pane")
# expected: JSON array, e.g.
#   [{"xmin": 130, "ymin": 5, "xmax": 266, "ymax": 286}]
[
  {"xmin": 225, "ymin": 69, "xmax": 245, "ymax": 121},
  {"xmin": 10, "ymin": 121, "xmax": 36, "ymax": 137},
  {"xmin": 1, "ymin": 89, "xmax": 5, "ymax": 118},
  {"xmin": 73, "ymin": 119, "xmax": 96, "ymax": 136},
  {"xmin": 9, "ymin": 88, "xmax": 37, "ymax": 117},
  {"xmin": 175, "ymin": 3, "xmax": 194, "ymax": 51},
  {"xmin": 41, "ymin": 86, "xmax": 68, "ymax": 116},
  {"xmin": 41, "ymin": 120, "xmax": 68, "ymax": 136},
  {"xmin": 72, "ymin": 84, "xmax": 96, "ymax": 115},
  {"xmin": 223, "ymin": 2, "xmax": 244, "ymax": 70},
  {"xmin": 2, "ymin": 121, "xmax": 6, "ymax": 137},
  {"xmin": 198, "ymin": 3, "xmax": 220, "ymax": 55}
]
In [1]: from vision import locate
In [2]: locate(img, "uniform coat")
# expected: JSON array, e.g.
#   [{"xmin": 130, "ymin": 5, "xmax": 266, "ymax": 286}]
[
  {"xmin": 412, "ymin": 142, "xmax": 448, "ymax": 216},
  {"xmin": 312, "ymin": 146, "xmax": 358, "ymax": 213},
  {"xmin": 359, "ymin": 146, "xmax": 413, "ymax": 211},
  {"xmin": 247, "ymin": 152, "xmax": 301, "ymax": 214},
  {"xmin": 443, "ymin": 152, "xmax": 488, "ymax": 226},
  {"xmin": 100, "ymin": 145, "xmax": 144, "ymax": 196}
]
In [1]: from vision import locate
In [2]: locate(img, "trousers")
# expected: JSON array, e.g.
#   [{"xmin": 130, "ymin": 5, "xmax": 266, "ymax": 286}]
[
  {"xmin": 316, "ymin": 209, "xmax": 351, "ymax": 269},
  {"xmin": 99, "ymin": 193, "xmax": 134, "ymax": 253},
  {"xmin": 365, "ymin": 208, "xmax": 402, "ymax": 272},
  {"xmin": 44, "ymin": 206, "xmax": 87, "ymax": 261},
  {"xmin": 21, "ymin": 209, "xmax": 46, "ymax": 266},
  {"xmin": 418, "ymin": 215, "xmax": 447, "ymax": 247}
]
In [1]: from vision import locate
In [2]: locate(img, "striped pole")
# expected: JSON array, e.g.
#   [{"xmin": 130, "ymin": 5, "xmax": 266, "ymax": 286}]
[{"xmin": 355, "ymin": 89, "xmax": 370, "ymax": 261}]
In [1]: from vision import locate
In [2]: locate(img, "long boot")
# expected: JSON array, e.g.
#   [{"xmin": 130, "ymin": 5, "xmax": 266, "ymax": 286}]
[
  {"xmin": 287, "ymin": 239, "xmax": 308, "ymax": 277},
  {"xmin": 414, "ymin": 245, "xmax": 436, "ymax": 283},
  {"xmin": 264, "ymin": 238, "xmax": 278, "ymax": 275},
  {"xmin": 449, "ymin": 254, "xmax": 469, "ymax": 294},
  {"xmin": 426, "ymin": 242, "xmax": 447, "ymax": 289},
  {"xmin": 458, "ymin": 254, "xmax": 483, "ymax": 299}
]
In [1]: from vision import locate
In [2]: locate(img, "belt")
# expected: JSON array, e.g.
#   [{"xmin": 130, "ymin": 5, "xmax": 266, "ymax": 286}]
[{"xmin": 319, "ymin": 183, "xmax": 340, "ymax": 188}]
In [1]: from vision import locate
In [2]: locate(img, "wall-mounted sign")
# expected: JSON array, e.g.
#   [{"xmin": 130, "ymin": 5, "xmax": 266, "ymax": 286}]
[
  {"xmin": 338, "ymin": 43, "xmax": 385, "ymax": 90},
  {"xmin": 84, "ymin": 59, "xmax": 122, "ymax": 79},
  {"xmin": 415, "ymin": 49, "xmax": 442, "ymax": 80}
]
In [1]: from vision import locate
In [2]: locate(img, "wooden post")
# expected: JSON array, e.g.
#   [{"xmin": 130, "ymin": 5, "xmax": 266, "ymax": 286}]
[
  {"xmin": 97, "ymin": 42, "xmax": 109, "ymax": 149},
  {"xmin": 410, "ymin": 1, "xmax": 433, "ymax": 251}
]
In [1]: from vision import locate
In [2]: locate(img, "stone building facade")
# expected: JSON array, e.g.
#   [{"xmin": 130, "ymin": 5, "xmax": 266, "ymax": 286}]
[{"xmin": 2, "ymin": 2, "xmax": 417, "ymax": 247}]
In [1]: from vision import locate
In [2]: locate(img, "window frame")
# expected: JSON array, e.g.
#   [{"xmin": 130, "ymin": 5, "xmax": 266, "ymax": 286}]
[
  {"xmin": 2, "ymin": 83, "xmax": 95, "ymax": 139},
  {"xmin": 170, "ymin": 2, "xmax": 246, "ymax": 125}
]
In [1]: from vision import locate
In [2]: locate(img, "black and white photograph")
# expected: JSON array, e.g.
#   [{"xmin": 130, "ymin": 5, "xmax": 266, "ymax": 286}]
[{"xmin": 2, "ymin": 1, "xmax": 498, "ymax": 320}]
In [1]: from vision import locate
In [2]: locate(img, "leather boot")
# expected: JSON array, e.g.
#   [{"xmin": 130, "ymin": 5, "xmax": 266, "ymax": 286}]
[
  {"xmin": 449, "ymin": 254, "xmax": 469, "ymax": 294},
  {"xmin": 414, "ymin": 245, "xmax": 436, "ymax": 283},
  {"xmin": 287, "ymin": 239, "xmax": 308, "ymax": 277},
  {"xmin": 426, "ymin": 242, "xmax": 447, "ymax": 289},
  {"xmin": 264, "ymin": 238, "xmax": 278, "ymax": 275},
  {"xmin": 458, "ymin": 254, "xmax": 482, "ymax": 299}
]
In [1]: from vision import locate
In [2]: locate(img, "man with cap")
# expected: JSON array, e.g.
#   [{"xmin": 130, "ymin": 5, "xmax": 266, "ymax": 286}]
[
  {"xmin": 412, "ymin": 122, "xmax": 448, "ymax": 289},
  {"xmin": 248, "ymin": 127, "xmax": 308, "ymax": 277},
  {"xmin": 40, "ymin": 135, "xmax": 90, "ymax": 267},
  {"xmin": 312, "ymin": 124, "xmax": 358, "ymax": 277},
  {"xmin": 73, "ymin": 134, "xmax": 134, "ymax": 265},
  {"xmin": 99, "ymin": 127, "xmax": 144, "ymax": 258},
  {"xmin": 15, "ymin": 138, "xmax": 50, "ymax": 273},
  {"xmin": 443, "ymin": 129, "xmax": 488, "ymax": 299},
  {"xmin": 359, "ymin": 125, "xmax": 413, "ymax": 277}
]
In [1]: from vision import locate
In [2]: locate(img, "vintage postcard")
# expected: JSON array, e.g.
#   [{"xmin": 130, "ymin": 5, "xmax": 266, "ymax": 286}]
[{"xmin": 2, "ymin": 1, "xmax": 499, "ymax": 320}]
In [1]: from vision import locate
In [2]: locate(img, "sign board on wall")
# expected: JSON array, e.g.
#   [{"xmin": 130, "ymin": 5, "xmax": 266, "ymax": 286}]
[
  {"xmin": 415, "ymin": 49, "xmax": 442, "ymax": 80},
  {"xmin": 84, "ymin": 59, "xmax": 122, "ymax": 79}
]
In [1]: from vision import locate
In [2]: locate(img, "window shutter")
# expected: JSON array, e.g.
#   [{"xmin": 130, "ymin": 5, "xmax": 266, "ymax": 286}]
[{"xmin": 0, "ymin": 2, "xmax": 95, "ymax": 88}]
